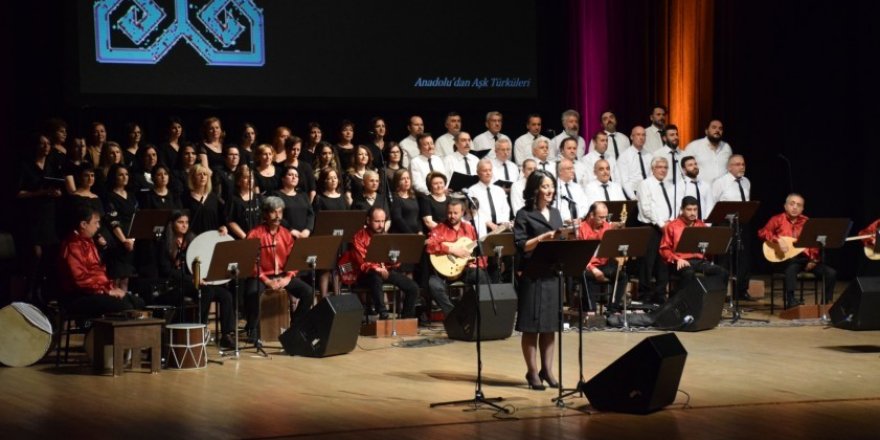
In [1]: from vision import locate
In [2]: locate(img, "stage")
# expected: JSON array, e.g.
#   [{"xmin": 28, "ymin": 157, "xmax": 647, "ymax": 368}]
[{"xmin": 2, "ymin": 295, "xmax": 880, "ymax": 440}]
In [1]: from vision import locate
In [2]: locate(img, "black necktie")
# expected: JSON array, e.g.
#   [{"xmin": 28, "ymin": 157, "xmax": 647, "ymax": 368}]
[
  {"xmin": 736, "ymin": 178, "xmax": 747, "ymax": 201},
  {"xmin": 638, "ymin": 151, "xmax": 647, "ymax": 179},
  {"xmin": 487, "ymin": 186, "xmax": 497, "ymax": 224},
  {"xmin": 541, "ymin": 162, "xmax": 547, "ymax": 171},
  {"xmin": 599, "ymin": 153, "xmax": 605, "ymax": 160},
  {"xmin": 609, "ymin": 132, "xmax": 620, "ymax": 158},
  {"xmin": 493, "ymin": 134, "xmax": 498, "ymax": 142},
  {"xmin": 428, "ymin": 158, "xmax": 434, "ymax": 172},
  {"xmin": 671, "ymin": 151, "xmax": 678, "ymax": 185},
  {"xmin": 660, "ymin": 181, "xmax": 672, "ymax": 219},
  {"xmin": 692, "ymin": 180, "xmax": 702, "ymax": 219},
  {"xmin": 503, "ymin": 162, "xmax": 510, "ymax": 180},
  {"xmin": 602, "ymin": 183, "xmax": 610, "ymax": 202},
  {"xmin": 464, "ymin": 156, "xmax": 471, "ymax": 175},
  {"xmin": 565, "ymin": 182, "xmax": 573, "ymax": 199}
]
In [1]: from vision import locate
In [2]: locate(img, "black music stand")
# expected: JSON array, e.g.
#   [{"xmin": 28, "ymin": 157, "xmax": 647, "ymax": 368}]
[
  {"xmin": 706, "ymin": 201, "xmax": 762, "ymax": 323},
  {"xmin": 365, "ymin": 234, "xmax": 424, "ymax": 336},
  {"xmin": 127, "ymin": 209, "xmax": 172, "ymax": 240},
  {"xmin": 595, "ymin": 227, "xmax": 653, "ymax": 328},
  {"xmin": 313, "ymin": 211, "xmax": 366, "ymax": 241},
  {"xmin": 674, "ymin": 227, "xmax": 733, "ymax": 325},
  {"xmin": 525, "ymin": 239, "xmax": 598, "ymax": 408},
  {"xmin": 480, "ymin": 233, "xmax": 515, "ymax": 285},
  {"xmin": 604, "ymin": 200, "xmax": 638, "ymax": 227},
  {"xmin": 205, "ymin": 238, "xmax": 260, "ymax": 359},
  {"xmin": 284, "ymin": 235, "xmax": 345, "ymax": 304},
  {"xmin": 794, "ymin": 218, "xmax": 852, "ymax": 317},
  {"xmin": 448, "ymin": 172, "xmax": 479, "ymax": 193}
]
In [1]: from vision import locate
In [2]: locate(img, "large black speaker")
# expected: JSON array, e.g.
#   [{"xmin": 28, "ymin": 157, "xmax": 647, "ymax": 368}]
[
  {"xmin": 830, "ymin": 277, "xmax": 880, "ymax": 331},
  {"xmin": 652, "ymin": 275, "xmax": 727, "ymax": 331},
  {"xmin": 280, "ymin": 295, "xmax": 363, "ymax": 357},
  {"xmin": 444, "ymin": 283, "xmax": 517, "ymax": 341},
  {"xmin": 582, "ymin": 333, "xmax": 687, "ymax": 414}
]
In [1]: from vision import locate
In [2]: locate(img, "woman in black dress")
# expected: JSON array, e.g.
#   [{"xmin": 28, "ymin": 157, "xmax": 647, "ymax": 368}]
[
  {"xmin": 335, "ymin": 120, "xmax": 356, "ymax": 172},
  {"xmin": 95, "ymin": 142, "xmax": 124, "ymax": 199},
  {"xmin": 238, "ymin": 122, "xmax": 257, "ymax": 166},
  {"xmin": 122, "ymin": 122, "xmax": 143, "ymax": 168},
  {"xmin": 181, "ymin": 164, "xmax": 227, "ymax": 236},
  {"xmin": 226, "ymin": 165, "xmax": 260, "ymax": 239},
  {"xmin": 312, "ymin": 142, "xmax": 340, "ymax": 180},
  {"xmin": 278, "ymin": 136, "xmax": 316, "ymax": 202},
  {"xmin": 343, "ymin": 145, "xmax": 374, "ymax": 205},
  {"xmin": 196, "ymin": 116, "xmax": 225, "ymax": 170},
  {"xmin": 135, "ymin": 164, "xmax": 180, "ymax": 281},
  {"xmin": 130, "ymin": 144, "xmax": 159, "ymax": 193},
  {"xmin": 272, "ymin": 166, "xmax": 314, "ymax": 238},
  {"xmin": 170, "ymin": 144, "xmax": 198, "ymax": 198},
  {"xmin": 382, "ymin": 142, "xmax": 404, "ymax": 194},
  {"xmin": 366, "ymin": 117, "xmax": 386, "ymax": 170},
  {"xmin": 102, "ymin": 164, "xmax": 138, "ymax": 290},
  {"xmin": 301, "ymin": 122, "xmax": 322, "ymax": 166},
  {"xmin": 254, "ymin": 144, "xmax": 280, "ymax": 195},
  {"xmin": 59, "ymin": 165, "xmax": 108, "ymax": 247},
  {"xmin": 85, "ymin": 121, "xmax": 108, "ymax": 169},
  {"xmin": 389, "ymin": 169, "xmax": 421, "ymax": 234},
  {"xmin": 313, "ymin": 167, "xmax": 349, "ymax": 213},
  {"xmin": 158, "ymin": 116, "xmax": 185, "ymax": 169},
  {"xmin": 419, "ymin": 171, "xmax": 449, "ymax": 232},
  {"xmin": 514, "ymin": 170, "xmax": 563, "ymax": 390}
]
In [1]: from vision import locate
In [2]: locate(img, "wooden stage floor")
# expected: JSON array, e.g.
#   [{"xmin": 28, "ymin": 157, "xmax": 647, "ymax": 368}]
[{"xmin": 3, "ymin": 299, "xmax": 880, "ymax": 440}]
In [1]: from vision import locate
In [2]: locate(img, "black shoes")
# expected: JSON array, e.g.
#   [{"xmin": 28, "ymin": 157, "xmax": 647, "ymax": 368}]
[
  {"xmin": 736, "ymin": 292, "xmax": 753, "ymax": 301},
  {"xmin": 525, "ymin": 373, "xmax": 546, "ymax": 390},
  {"xmin": 218, "ymin": 333, "xmax": 236, "ymax": 349},
  {"xmin": 538, "ymin": 370, "xmax": 559, "ymax": 388}
]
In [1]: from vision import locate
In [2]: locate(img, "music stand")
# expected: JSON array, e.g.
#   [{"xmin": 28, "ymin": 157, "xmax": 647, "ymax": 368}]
[
  {"xmin": 706, "ymin": 201, "xmax": 762, "ymax": 323},
  {"xmin": 365, "ymin": 234, "xmax": 424, "ymax": 336},
  {"xmin": 312, "ymin": 211, "xmax": 367, "ymax": 242},
  {"xmin": 604, "ymin": 200, "xmax": 638, "ymax": 227},
  {"xmin": 448, "ymin": 172, "xmax": 479, "ymax": 193},
  {"xmin": 127, "ymin": 209, "xmax": 172, "ymax": 240},
  {"xmin": 480, "ymin": 232, "xmax": 515, "ymax": 285},
  {"xmin": 794, "ymin": 218, "xmax": 852, "ymax": 315},
  {"xmin": 525, "ymin": 239, "xmax": 599, "ymax": 408},
  {"xmin": 205, "ymin": 238, "xmax": 260, "ymax": 359},
  {"xmin": 595, "ymin": 227, "xmax": 653, "ymax": 328},
  {"xmin": 284, "ymin": 235, "xmax": 345, "ymax": 303}
]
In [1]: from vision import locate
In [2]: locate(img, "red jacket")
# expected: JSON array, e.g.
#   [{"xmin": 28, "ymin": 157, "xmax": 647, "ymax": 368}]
[
  {"xmin": 351, "ymin": 227, "xmax": 401, "ymax": 276},
  {"xmin": 247, "ymin": 224, "xmax": 296, "ymax": 283},
  {"xmin": 59, "ymin": 232, "xmax": 114, "ymax": 296},
  {"xmin": 660, "ymin": 217, "xmax": 708, "ymax": 263},
  {"xmin": 426, "ymin": 221, "xmax": 487, "ymax": 268},
  {"xmin": 858, "ymin": 219, "xmax": 880, "ymax": 247},
  {"xmin": 758, "ymin": 213, "xmax": 818, "ymax": 260},
  {"xmin": 578, "ymin": 221, "xmax": 613, "ymax": 269}
]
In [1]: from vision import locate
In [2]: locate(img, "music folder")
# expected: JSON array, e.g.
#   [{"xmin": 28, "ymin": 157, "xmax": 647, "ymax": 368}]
[{"xmin": 448, "ymin": 172, "xmax": 480, "ymax": 193}]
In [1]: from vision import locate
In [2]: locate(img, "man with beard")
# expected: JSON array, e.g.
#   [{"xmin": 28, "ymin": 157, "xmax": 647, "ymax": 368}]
[
  {"xmin": 655, "ymin": 124, "xmax": 683, "ymax": 186},
  {"xmin": 659, "ymin": 196, "xmax": 729, "ymax": 287},
  {"xmin": 549, "ymin": 109, "xmax": 587, "ymax": 160},
  {"xmin": 645, "ymin": 105, "xmax": 668, "ymax": 154},
  {"xmin": 578, "ymin": 202, "xmax": 626, "ymax": 311},
  {"xmin": 513, "ymin": 114, "xmax": 547, "ymax": 166},
  {"xmin": 685, "ymin": 119, "xmax": 733, "ymax": 184},
  {"xmin": 435, "ymin": 112, "xmax": 462, "ymax": 158},
  {"xmin": 673, "ymin": 156, "xmax": 714, "ymax": 221},
  {"xmin": 589, "ymin": 110, "xmax": 631, "ymax": 160},
  {"xmin": 399, "ymin": 115, "xmax": 425, "ymax": 168},
  {"xmin": 443, "ymin": 131, "xmax": 480, "ymax": 177}
]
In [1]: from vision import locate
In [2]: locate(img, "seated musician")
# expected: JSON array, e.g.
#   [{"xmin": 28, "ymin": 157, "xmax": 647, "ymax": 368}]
[
  {"xmin": 58, "ymin": 205, "xmax": 145, "ymax": 316},
  {"xmin": 659, "ymin": 196, "xmax": 728, "ymax": 288},
  {"xmin": 244, "ymin": 196, "xmax": 315, "ymax": 340},
  {"xmin": 157, "ymin": 211, "xmax": 236, "ymax": 349},
  {"xmin": 578, "ymin": 202, "xmax": 626, "ymax": 311},
  {"xmin": 758, "ymin": 193, "xmax": 836, "ymax": 307},
  {"xmin": 349, "ymin": 207, "xmax": 419, "ymax": 319},
  {"xmin": 426, "ymin": 198, "xmax": 490, "ymax": 315}
]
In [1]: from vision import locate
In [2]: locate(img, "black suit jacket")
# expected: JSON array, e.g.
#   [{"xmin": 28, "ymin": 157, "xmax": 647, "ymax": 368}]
[{"xmin": 513, "ymin": 207, "xmax": 563, "ymax": 270}]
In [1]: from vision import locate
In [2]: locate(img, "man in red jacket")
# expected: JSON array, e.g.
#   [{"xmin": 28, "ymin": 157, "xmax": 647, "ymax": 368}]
[
  {"xmin": 659, "ymin": 196, "xmax": 728, "ymax": 289},
  {"xmin": 349, "ymin": 207, "xmax": 419, "ymax": 319},
  {"xmin": 59, "ymin": 206, "xmax": 144, "ymax": 316}
]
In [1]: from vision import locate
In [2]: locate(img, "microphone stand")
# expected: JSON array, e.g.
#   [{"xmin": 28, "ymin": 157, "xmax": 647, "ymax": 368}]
[{"xmin": 725, "ymin": 213, "xmax": 767, "ymax": 324}]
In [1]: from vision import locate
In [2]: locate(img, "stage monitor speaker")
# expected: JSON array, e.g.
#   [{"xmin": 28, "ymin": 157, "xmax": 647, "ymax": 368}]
[
  {"xmin": 830, "ymin": 277, "xmax": 880, "ymax": 331},
  {"xmin": 280, "ymin": 295, "xmax": 363, "ymax": 357},
  {"xmin": 444, "ymin": 283, "xmax": 517, "ymax": 341},
  {"xmin": 652, "ymin": 275, "xmax": 727, "ymax": 332},
  {"xmin": 582, "ymin": 333, "xmax": 687, "ymax": 414}
]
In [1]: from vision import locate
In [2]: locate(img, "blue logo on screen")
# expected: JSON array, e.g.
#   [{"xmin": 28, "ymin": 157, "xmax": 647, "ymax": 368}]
[{"xmin": 94, "ymin": 0, "xmax": 265, "ymax": 66}]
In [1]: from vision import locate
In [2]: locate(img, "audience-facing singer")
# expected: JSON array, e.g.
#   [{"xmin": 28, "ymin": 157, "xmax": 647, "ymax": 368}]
[
  {"xmin": 549, "ymin": 109, "xmax": 586, "ymax": 160},
  {"xmin": 556, "ymin": 158, "xmax": 588, "ymax": 226},
  {"xmin": 435, "ymin": 112, "xmax": 462, "ymax": 158},
  {"xmin": 578, "ymin": 202, "xmax": 626, "ymax": 311},
  {"xmin": 399, "ymin": 115, "xmax": 424, "ymax": 168},
  {"xmin": 513, "ymin": 113, "xmax": 545, "ymax": 166},
  {"xmin": 467, "ymin": 159, "xmax": 511, "ymax": 237},
  {"xmin": 712, "ymin": 154, "xmax": 753, "ymax": 300},
  {"xmin": 473, "ymin": 111, "xmax": 510, "ymax": 157},
  {"xmin": 514, "ymin": 170, "xmax": 563, "ymax": 390},
  {"xmin": 659, "ymin": 196, "xmax": 729, "ymax": 286},
  {"xmin": 588, "ymin": 111, "xmax": 630, "ymax": 160},
  {"xmin": 636, "ymin": 157, "xmax": 673, "ymax": 304},
  {"xmin": 673, "ymin": 156, "xmax": 715, "ymax": 221},
  {"xmin": 244, "ymin": 197, "xmax": 315, "ymax": 340},
  {"xmin": 349, "ymin": 207, "xmax": 420, "ymax": 319},
  {"xmin": 510, "ymin": 159, "xmax": 537, "ymax": 215},
  {"xmin": 409, "ymin": 134, "xmax": 447, "ymax": 195},
  {"xmin": 584, "ymin": 159, "xmax": 627, "ymax": 208},
  {"xmin": 758, "ymin": 194, "xmax": 837, "ymax": 308},
  {"xmin": 443, "ymin": 131, "xmax": 479, "ymax": 177}
]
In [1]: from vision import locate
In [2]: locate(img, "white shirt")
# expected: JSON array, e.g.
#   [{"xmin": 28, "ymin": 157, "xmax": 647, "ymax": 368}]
[
  {"xmin": 712, "ymin": 172, "xmax": 751, "ymax": 202},
  {"xmin": 637, "ymin": 176, "xmax": 675, "ymax": 227},
  {"xmin": 584, "ymin": 180, "xmax": 627, "ymax": 208},
  {"xmin": 557, "ymin": 179, "xmax": 589, "ymax": 223},
  {"xmin": 399, "ymin": 135, "xmax": 419, "ymax": 168},
  {"xmin": 549, "ymin": 133, "xmax": 588, "ymax": 160},
  {"xmin": 533, "ymin": 158, "xmax": 557, "ymax": 178},
  {"xmin": 513, "ymin": 133, "xmax": 546, "ymax": 166},
  {"xmin": 443, "ymin": 151, "xmax": 479, "ymax": 177},
  {"xmin": 589, "ymin": 131, "xmax": 631, "ymax": 161},
  {"xmin": 580, "ymin": 150, "xmax": 619, "ymax": 184},
  {"xmin": 617, "ymin": 147, "xmax": 653, "ymax": 199},
  {"xmin": 510, "ymin": 177, "xmax": 528, "ymax": 216},
  {"xmin": 491, "ymin": 158, "xmax": 520, "ymax": 184},
  {"xmin": 654, "ymin": 146, "xmax": 685, "ymax": 185},
  {"xmin": 686, "ymin": 137, "xmax": 732, "ymax": 184},
  {"xmin": 409, "ymin": 154, "xmax": 447, "ymax": 195},
  {"xmin": 673, "ymin": 178, "xmax": 715, "ymax": 221},
  {"xmin": 645, "ymin": 125, "xmax": 664, "ymax": 154},
  {"xmin": 467, "ymin": 181, "xmax": 512, "ymax": 237},
  {"xmin": 435, "ymin": 133, "xmax": 456, "ymax": 158},
  {"xmin": 473, "ymin": 131, "xmax": 510, "ymax": 159}
]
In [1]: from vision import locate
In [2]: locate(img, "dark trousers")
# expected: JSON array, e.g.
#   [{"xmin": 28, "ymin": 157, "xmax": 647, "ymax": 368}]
[
  {"xmin": 61, "ymin": 292, "xmax": 145, "ymax": 317},
  {"xmin": 244, "ymin": 276, "xmax": 315, "ymax": 336},
  {"xmin": 583, "ymin": 261, "xmax": 628, "ymax": 311},
  {"xmin": 717, "ymin": 227, "xmax": 752, "ymax": 294},
  {"xmin": 637, "ymin": 224, "xmax": 669, "ymax": 303},
  {"xmin": 155, "ymin": 283, "xmax": 236, "ymax": 335},
  {"xmin": 674, "ymin": 258, "xmax": 729, "ymax": 291},
  {"xmin": 428, "ymin": 267, "xmax": 490, "ymax": 315},
  {"xmin": 776, "ymin": 255, "xmax": 836, "ymax": 303},
  {"xmin": 360, "ymin": 270, "xmax": 420, "ymax": 318}
]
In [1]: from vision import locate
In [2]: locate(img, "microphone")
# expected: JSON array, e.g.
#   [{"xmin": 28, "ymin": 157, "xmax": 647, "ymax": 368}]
[
  {"xmin": 460, "ymin": 188, "xmax": 480, "ymax": 210},
  {"xmin": 560, "ymin": 194, "xmax": 577, "ymax": 205},
  {"xmin": 777, "ymin": 153, "xmax": 795, "ymax": 194}
]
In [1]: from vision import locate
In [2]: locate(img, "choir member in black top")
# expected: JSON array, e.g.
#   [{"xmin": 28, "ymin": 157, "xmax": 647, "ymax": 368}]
[
  {"xmin": 313, "ymin": 167, "xmax": 349, "ymax": 212},
  {"xmin": 389, "ymin": 169, "xmax": 421, "ymax": 234},
  {"xmin": 43, "ymin": 118, "xmax": 69, "ymax": 161},
  {"xmin": 343, "ymin": 145, "xmax": 375, "ymax": 205},
  {"xmin": 122, "ymin": 122, "xmax": 143, "ymax": 168},
  {"xmin": 95, "ymin": 142, "xmax": 124, "ymax": 199},
  {"xmin": 59, "ymin": 165, "xmax": 108, "ymax": 249},
  {"xmin": 335, "ymin": 120, "xmax": 356, "ymax": 172},
  {"xmin": 171, "ymin": 144, "xmax": 198, "ymax": 198},
  {"xmin": 61, "ymin": 138, "xmax": 89, "ymax": 194},
  {"xmin": 226, "ymin": 165, "xmax": 261, "ymax": 239},
  {"xmin": 215, "ymin": 145, "xmax": 240, "ymax": 204},
  {"xmin": 85, "ymin": 121, "xmax": 108, "ymax": 169},
  {"xmin": 254, "ymin": 144, "xmax": 280, "ymax": 195},
  {"xmin": 312, "ymin": 142, "xmax": 341, "ymax": 180},
  {"xmin": 366, "ymin": 117, "xmax": 387, "ymax": 170},
  {"xmin": 272, "ymin": 166, "xmax": 315, "ymax": 238},
  {"xmin": 130, "ymin": 144, "xmax": 160, "ymax": 193},
  {"xmin": 382, "ymin": 142, "xmax": 404, "ymax": 195},
  {"xmin": 196, "ymin": 116, "xmax": 225, "ymax": 170},
  {"xmin": 278, "ymin": 136, "xmax": 316, "ymax": 202},
  {"xmin": 351, "ymin": 170, "xmax": 389, "ymax": 226},
  {"xmin": 237, "ymin": 122, "xmax": 257, "ymax": 166},
  {"xmin": 103, "ymin": 164, "xmax": 137, "ymax": 290},
  {"xmin": 301, "ymin": 122, "xmax": 321, "ymax": 166},
  {"xmin": 419, "ymin": 171, "xmax": 449, "ymax": 232},
  {"xmin": 181, "ymin": 164, "xmax": 227, "ymax": 235},
  {"xmin": 158, "ymin": 116, "xmax": 185, "ymax": 170},
  {"xmin": 270, "ymin": 125, "xmax": 291, "ymax": 164}
]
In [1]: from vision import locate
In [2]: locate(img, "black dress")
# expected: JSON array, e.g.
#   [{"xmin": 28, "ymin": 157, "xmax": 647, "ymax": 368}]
[
  {"xmin": 182, "ymin": 191, "xmax": 225, "ymax": 235},
  {"xmin": 255, "ymin": 166, "xmax": 280, "ymax": 195},
  {"xmin": 158, "ymin": 142, "xmax": 180, "ymax": 169},
  {"xmin": 226, "ymin": 193, "xmax": 261, "ymax": 237},
  {"xmin": 198, "ymin": 143, "xmax": 225, "ymax": 170},
  {"xmin": 273, "ymin": 191, "xmax": 315, "ymax": 232},
  {"xmin": 169, "ymin": 168, "xmax": 190, "ymax": 198},
  {"xmin": 295, "ymin": 161, "xmax": 316, "ymax": 196},
  {"xmin": 513, "ymin": 207, "xmax": 564, "ymax": 333},
  {"xmin": 344, "ymin": 171, "xmax": 367, "ymax": 202},
  {"xmin": 138, "ymin": 189, "xmax": 181, "ymax": 210},
  {"xmin": 313, "ymin": 194, "xmax": 349, "ymax": 213},
  {"xmin": 103, "ymin": 190, "xmax": 138, "ymax": 278},
  {"xmin": 390, "ymin": 196, "xmax": 421, "ymax": 234},
  {"xmin": 134, "ymin": 189, "xmax": 181, "ymax": 279},
  {"xmin": 336, "ymin": 145, "xmax": 355, "ymax": 170},
  {"xmin": 17, "ymin": 157, "xmax": 63, "ymax": 246},
  {"xmin": 418, "ymin": 195, "xmax": 449, "ymax": 233}
]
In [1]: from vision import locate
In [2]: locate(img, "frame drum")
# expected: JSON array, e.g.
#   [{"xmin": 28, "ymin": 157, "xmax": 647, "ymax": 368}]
[
  {"xmin": 260, "ymin": 288, "xmax": 291, "ymax": 342},
  {"xmin": 187, "ymin": 230, "xmax": 234, "ymax": 285},
  {"xmin": 166, "ymin": 323, "xmax": 208, "ymax": 369},
  {"xmin": 0, "ymin": 303, "xmax": 53, "ymax": 367}
]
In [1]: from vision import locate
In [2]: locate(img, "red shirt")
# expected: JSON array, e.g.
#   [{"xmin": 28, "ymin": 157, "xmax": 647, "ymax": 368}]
[
  {"xmin": 59, "ymin": 232, "xmax": 114, "ymax": 296},
  {"xmin": 659, "ymin": 217, "xmax": 708, "ymax": 263},
  {"xmin": 578, "ymin": 220, "xmax": 613, "ymax": 269},
  {"xmin": 351, "ymin": 227, "xmax": 401, "ymax": 276},
  {"xmin": 858, "ymin": 219, "xmax": 880, "ymax": 247},
  {"xmin": 758, "ymin": 213, "xmax": 818, "ymax": 260},
  {"xmin": 426, "ymin": 220, "xmax": 487, "ymax": 268},
  {"xmin": 247, "ymin": 224, "xmax": 296, "ymax": 283}
]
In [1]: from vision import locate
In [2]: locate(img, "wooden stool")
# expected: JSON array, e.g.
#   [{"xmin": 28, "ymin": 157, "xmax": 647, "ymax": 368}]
[{"xmin": 92, "ymin": 318, "xmax": 163, "ymax": 376}]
